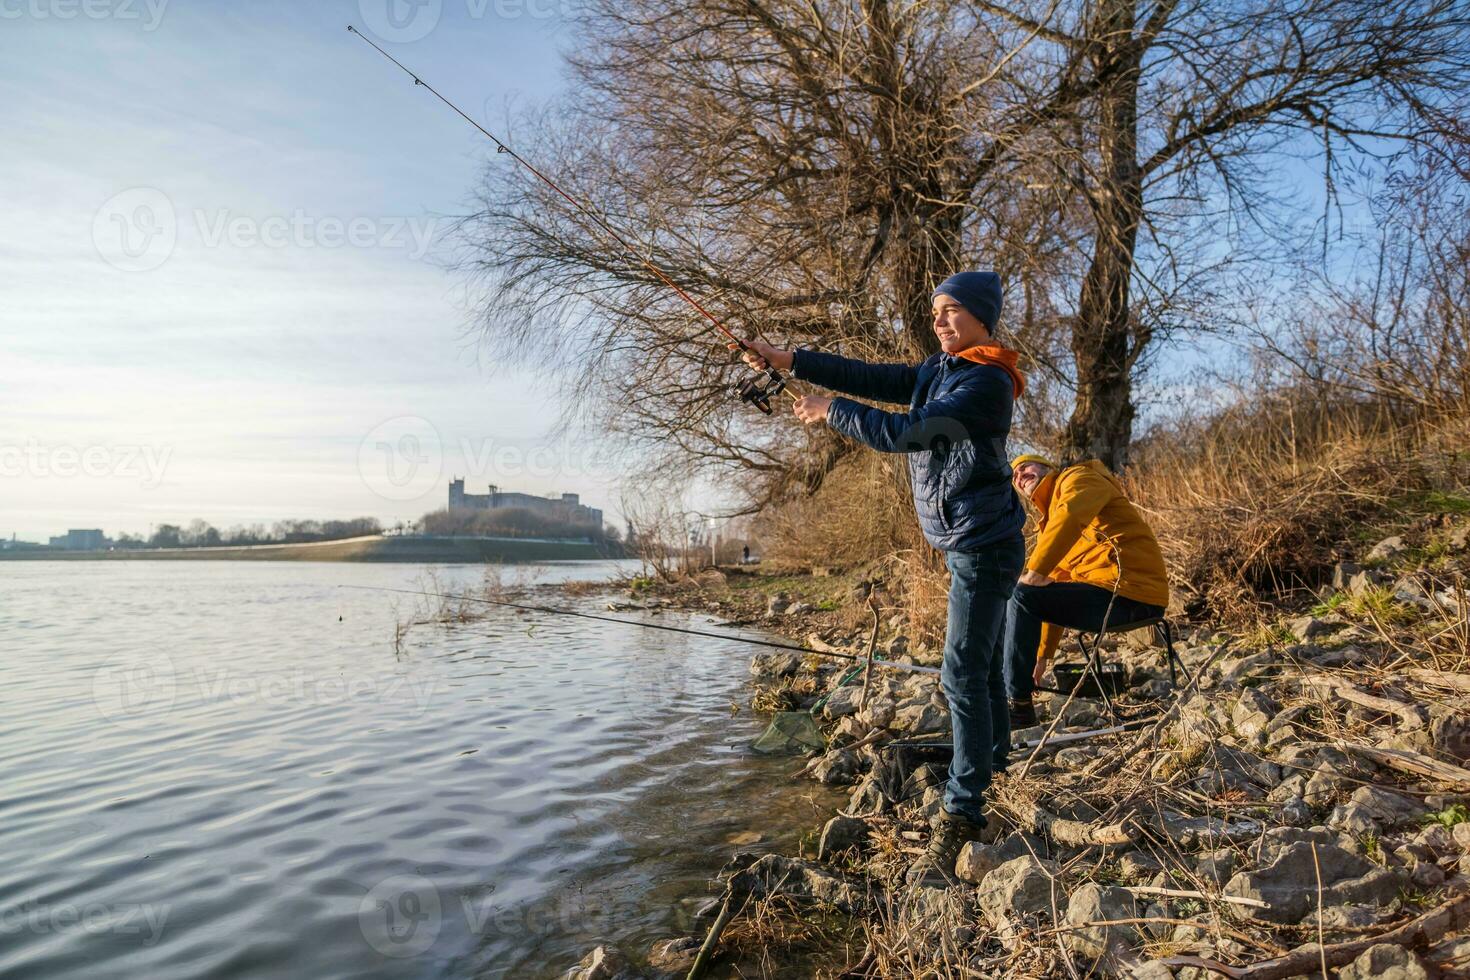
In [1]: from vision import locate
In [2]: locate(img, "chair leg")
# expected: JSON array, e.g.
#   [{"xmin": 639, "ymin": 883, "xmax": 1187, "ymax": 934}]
[
  {"xmin": 1157, "ymin": 621, "xmax": 1178, "ymax": 688},
  {"xmin": 1076, "ymin": 629, "xmax": 1115, "ymax": 721},
  {"xmin": 1159, "ymin": 620, "xmax": 1192, "ymax": 691}
]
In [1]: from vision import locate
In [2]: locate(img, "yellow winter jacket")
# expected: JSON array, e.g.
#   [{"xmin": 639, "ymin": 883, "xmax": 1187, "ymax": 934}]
[{"xmin": 1027, "ymin": 460, "xmax": 1169, "ymax": 662}]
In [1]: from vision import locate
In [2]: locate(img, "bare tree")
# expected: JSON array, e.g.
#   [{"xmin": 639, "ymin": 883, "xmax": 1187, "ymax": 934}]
[
  {"xmin": 459, "ymin": 0, "xmax": 1088, "ymax": 509},
  {"xmin": 459, "ymin": 0, "xmax": 1469, "ymax": 497},
  {"xmin": 974, "ymin": 0, "xmax": 1470, "ymax": 466}
]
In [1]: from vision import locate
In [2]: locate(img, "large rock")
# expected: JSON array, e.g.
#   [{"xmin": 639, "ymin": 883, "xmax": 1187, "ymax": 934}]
[
  {"xmin": 1339, "ymin": 943, "xmax": 1429, "ymax": 980},
  {"xmin": 1304, "ymin": 751, "xmax": 1359, "ymax": 807},
  {"xmin": 736, "ymin": 854, "xmax": 868, "ymax": 912},
  {"xmin": 1289, "ymin": 615, "xmax": 1338, "ymax": 642},
  {"xmin": 765, "ymin": 593, "xmax": 792, "ymax": 617},
  {"xmin": 817, "ymin": 815, "xmax": 868, "ymax": 860},
  {"xmin": 821, "ymin": 685, "xmax": 861, "ymax": 720},
  {"xmin": 1062, "ymin": 883, "xmax": 1140, "ymax": 959},
  {"xmin": 750, "ymin": 652, "xmax": 803, "ymax": 678},
  {"xmin": 857, "ymin": 696, "xmax": 896, "ymax": 729},
  {"xmin": 845, "ymin": 774, "xmax": 887, "ymax": 816},
  {"xmin": 568, "ymin": 945, "xmax": 639, "ymax": 980},
  {"xmin": 1333, "ymin": 562, "xmax": 1364, "ymax": 590},
  {"xmin": 955, "ymin": 832, "xmax": 1044, "ymax": 884},
  {"xmin": 1232, "ymin": 687, "xmax": 1279, "ymax": 738},
  {"xmin": 1328, "ymin": 802, "xmax": 1381, "ymax": 836},
  {"xmin": 1349, "ymin": 786, "xmax": 1424, "ymax": 828},
  {"xmin": 646, "ymin": 937, "xmax": 700, "ymax": 975},
  {"xmin": 1366, "ymin": 536, "xmax": 1407, "ymax": 563},
  {"xmin": 809, "ymin": 747, "xmax": 861, "ymax": 785},
  {"xmin": 1224, "ymin": 841, "xmax": 1404, "ymax": 923},
  {"xmin": 976, "ymin": 855, "xmax": 1060, "ymax": 929},
  {"xmin": 1430, "ymin": 711, "xmax": 1470, "ymax": 763},
  {"xmin": 1196, "ymin": 849, "xmax": 1237, "ymax": 885},
  {"xmin": 892, "ymin": 700, "xmax": 948, "ymax": 735}
]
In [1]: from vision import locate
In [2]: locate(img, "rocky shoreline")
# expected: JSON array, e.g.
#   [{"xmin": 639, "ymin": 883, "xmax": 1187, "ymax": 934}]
[{"xmin": 561, "ymin": 534, "xmax": 1470, "ymax": 979}]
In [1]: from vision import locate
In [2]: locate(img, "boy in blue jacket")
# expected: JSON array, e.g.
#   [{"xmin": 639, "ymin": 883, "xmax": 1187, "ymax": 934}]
[{"xmin": 742, "ymin": 271, "xmax": 1027, "ymax": 883}]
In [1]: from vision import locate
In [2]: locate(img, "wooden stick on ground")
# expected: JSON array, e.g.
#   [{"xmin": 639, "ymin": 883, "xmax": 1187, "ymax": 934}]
[
  {"xmin": 1123, "ymin": 885, "xmax": 1269, "ymax": 909},
  {"xmin": 1405, "ymin": 666, "xmax": 1470, "ymax": 692},
  {"xmin": 1160, "ymin": 891, "xmax": 1470, "ymax": 980},
  {"xmin": 858, "ymin": 594, "xmax": 879, "ymax": 711},
  {"xmin": 1338, "ymin": 741, "xmax": 1470, "ymax": 790},
  {"xmin": 1005, "ymin": 800, "xmax": 1136, "ymax": 847},
  {"xmin": 1302, "ymin": 675, "xmax": 1425, "ymax": 725}
]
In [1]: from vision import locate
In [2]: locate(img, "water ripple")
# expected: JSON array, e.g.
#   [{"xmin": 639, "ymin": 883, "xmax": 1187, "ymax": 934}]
[{"xmin": 0, "ymin": 560, "xmax": 841, "ymax": 979}]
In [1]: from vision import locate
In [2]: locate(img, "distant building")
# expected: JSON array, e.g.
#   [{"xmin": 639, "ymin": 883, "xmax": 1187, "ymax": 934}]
[
  {"xmin": 448, "ymin": 480, "xmax": 603, "ymax": 532},
  {"xmin": 48, "ymin": 529, "xmax": 107, "ymax": 551}
]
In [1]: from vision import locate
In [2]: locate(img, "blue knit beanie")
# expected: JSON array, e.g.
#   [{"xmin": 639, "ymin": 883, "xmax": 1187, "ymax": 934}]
[{"xmin": 932, "ymin": 271, "xmax": 1003, "ymax": 333}]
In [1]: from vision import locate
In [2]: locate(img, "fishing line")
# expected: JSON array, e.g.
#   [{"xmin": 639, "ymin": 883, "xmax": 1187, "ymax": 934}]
[
  {"xmin": 345, "ymin": 25, "xmax": 790, "ymax": 413},
  {"xmin": 341, "ymin": 584, "xmax": 939, "ymax": 675}
]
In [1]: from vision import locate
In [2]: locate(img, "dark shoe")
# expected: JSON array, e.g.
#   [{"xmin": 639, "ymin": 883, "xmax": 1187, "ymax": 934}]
[
  {"xmin": 1009, "ymin": 697, "xmax": 1038, "ymax": 729},
  {"xmin": 906, "ymin": 808, "xmax": 986, "ymax": 887}
]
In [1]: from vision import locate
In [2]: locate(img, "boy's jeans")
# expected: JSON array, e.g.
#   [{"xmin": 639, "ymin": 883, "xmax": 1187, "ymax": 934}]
[
  {"xmin": 940, "ymin": 539, "xmax": 1025, "ymax": 825},
  {"xmin": 1002, "ymin": 581, "xmax": 1164, "ymax": 701}
]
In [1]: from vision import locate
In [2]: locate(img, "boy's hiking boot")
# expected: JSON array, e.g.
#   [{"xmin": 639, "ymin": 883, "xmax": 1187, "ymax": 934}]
[
  {"xmin": 906, "ymin": 808, "xmax": 987, "ymax": 888},
  {"xmin": 1009, "ymin": 697, "xmax": 1038, "ymax": 729}
]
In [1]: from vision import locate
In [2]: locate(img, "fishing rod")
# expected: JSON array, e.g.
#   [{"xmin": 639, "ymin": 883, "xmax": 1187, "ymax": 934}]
[
  {"xmin": 345, "ymin": 25, "xmax": 790, "ymax": 414},
  {"xmin": 341, "ymin": 583, "xmax": 939, "ymax": 676}
]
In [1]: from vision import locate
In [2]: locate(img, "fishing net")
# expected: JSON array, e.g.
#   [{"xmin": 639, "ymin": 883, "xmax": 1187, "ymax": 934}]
[
  {"xmin": 751, "ymin": 710, "xmax": 827, "ymax": 755},
  {"xmin": 750, "ymin": 661, "xmax": 874, "ymax": 754}
]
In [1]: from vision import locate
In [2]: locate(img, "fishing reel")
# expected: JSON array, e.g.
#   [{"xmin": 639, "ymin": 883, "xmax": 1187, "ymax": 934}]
[{"xmin": 736, "ymin": 367, "xmax": 787, "ymax": 415}]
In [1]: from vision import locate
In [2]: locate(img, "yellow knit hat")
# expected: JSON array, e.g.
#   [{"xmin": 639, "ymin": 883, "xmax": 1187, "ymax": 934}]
[{"xmin": 1010, "ymin": 453, "xmax": 1056, "ymax": 471}]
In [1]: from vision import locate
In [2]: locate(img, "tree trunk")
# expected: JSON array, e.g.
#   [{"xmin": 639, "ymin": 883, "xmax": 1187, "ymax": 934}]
[
  {"xmin": 1063, "ymin": 2, "xmax": 1143, "ymax": 470},
  {"xmin": 899, "ymin": 201, "xmax": 961, "ymax": 359}
]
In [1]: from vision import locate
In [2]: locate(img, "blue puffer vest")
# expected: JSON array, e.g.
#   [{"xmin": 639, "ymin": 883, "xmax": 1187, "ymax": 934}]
[{"xmin": 792, "ymin": 348, "xmax": 1026, "ymax": 553}]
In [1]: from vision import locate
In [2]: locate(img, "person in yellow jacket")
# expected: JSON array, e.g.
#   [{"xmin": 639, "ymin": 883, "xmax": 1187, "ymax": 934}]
[{"xmin": 1004, "ymin": 454, "xmax": 1169, "ymax": 727}]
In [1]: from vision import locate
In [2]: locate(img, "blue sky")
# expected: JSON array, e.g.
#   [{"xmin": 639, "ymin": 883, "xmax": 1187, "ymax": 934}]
[
  {"xmin": 1, "ymin": 0, "xmax": 614, "ymax": 542},
  {"xmin": 0, "ymin": 0, "xmax": 1389, "ymax": 544}
]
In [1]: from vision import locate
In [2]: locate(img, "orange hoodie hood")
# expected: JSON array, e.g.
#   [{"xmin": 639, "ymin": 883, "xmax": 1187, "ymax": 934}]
[{"xmin": 953, "ymin": 344, "xmax": 1025, "ymax": 398}]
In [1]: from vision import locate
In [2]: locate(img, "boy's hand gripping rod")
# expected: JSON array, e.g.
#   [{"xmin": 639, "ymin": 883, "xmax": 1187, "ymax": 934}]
[{"xmin": 346, "ymin": 25, "xmax": 788, "ymax": 413}]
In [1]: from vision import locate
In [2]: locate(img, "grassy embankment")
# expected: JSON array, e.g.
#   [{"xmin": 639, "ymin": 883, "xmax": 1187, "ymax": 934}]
[{"xmin": 0, "ymin": 535, "xmax": 615, "ymax": 563}]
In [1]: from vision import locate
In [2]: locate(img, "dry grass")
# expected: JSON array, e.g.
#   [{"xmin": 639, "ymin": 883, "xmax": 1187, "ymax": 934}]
[
  {"xmin": 1132, "ymin": 396, "xmax": 1470, "ymax": 622},
  {"xmin": 760, "ymin": 387, "xmax": 1470, "ymax": 633}
]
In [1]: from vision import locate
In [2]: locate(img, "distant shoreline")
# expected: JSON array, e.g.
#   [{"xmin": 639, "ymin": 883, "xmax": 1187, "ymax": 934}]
[{"xmin": 0, "ymin": 534, "xmax": 621, "ymax": 564}]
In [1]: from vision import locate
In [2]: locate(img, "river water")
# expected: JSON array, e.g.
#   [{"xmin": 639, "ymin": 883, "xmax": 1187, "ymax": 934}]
[{"xmin": 0, "ymin": 561, "xmax": 838, "ymax": 979}]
